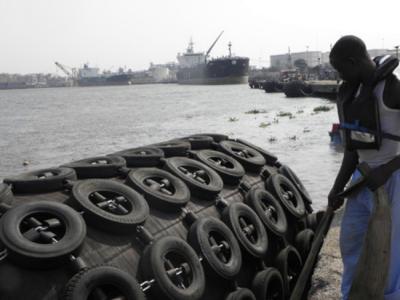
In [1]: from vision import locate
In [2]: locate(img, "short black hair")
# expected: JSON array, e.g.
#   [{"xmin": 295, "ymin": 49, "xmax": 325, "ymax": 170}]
[{"xmin": 330, "ymin": 35, "xmax": 369, "ymax": 60}]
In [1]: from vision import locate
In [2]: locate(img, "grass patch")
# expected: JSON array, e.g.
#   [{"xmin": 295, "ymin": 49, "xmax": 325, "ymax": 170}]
[
  {"xmin": 313, "ymin": 105, "xmax": 333, "ymax": 112},
  {"xmin": 228, "ymin": 117, "xmax": 239, "ymax": 122},
  {"xmin": 245, "ymin": 109, "xmax": 267, "ymax": 114},
  {"xmin": 276, "ymin": 111, "xmax": 293, "ymax": 117},
  {"xmin": 259, "ymin": 122, "xmax": 271, "ymax": 128}
]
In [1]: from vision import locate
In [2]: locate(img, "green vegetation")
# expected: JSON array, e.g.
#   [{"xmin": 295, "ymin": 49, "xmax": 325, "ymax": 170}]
[
  {"xmin": 276, "ymin": 111, "xmax": 293, "ymax": 117},
  {"xmin": 313, "ymin": 105, "xmax": 333, "ymax": 112},
  {"xmin": 245, "ymin": 109, "xmax": 267, "ymax": 114},
  {"xmin": 259, "ymin": 122, "xmax": 271, "ymax": 128}
]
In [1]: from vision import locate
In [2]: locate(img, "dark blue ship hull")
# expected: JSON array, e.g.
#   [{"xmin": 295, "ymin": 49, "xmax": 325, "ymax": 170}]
[{"xmin": 177, "ymin": 57, "xmax": 249, "ymax": 85}]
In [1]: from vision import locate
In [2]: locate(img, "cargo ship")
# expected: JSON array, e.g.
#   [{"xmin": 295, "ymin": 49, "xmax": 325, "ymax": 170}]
[
  {"xmin": 177, "ymin": 32, "xmax": 250, "ymax": 85},
  {"xmin": 76, "ymin": 64, "xmax": 133, "ymax": 87}
]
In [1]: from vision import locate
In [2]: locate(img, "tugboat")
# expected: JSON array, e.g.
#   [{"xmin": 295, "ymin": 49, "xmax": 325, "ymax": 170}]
[{"xmin": 177, "ymin": 32, "xmax": 250, "ymax": 85}]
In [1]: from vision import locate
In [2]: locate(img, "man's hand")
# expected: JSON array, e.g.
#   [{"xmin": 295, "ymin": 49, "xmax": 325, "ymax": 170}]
[{"xmin": 328, "ymin": 188, "xmax": 345, "ymax": 211}]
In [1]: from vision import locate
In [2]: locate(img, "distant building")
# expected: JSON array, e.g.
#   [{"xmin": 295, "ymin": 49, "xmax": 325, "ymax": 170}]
[
  {"xmin": 270, "ymin": 48, "xmax": 399, "ymax": 70},
  {"xmin": 270, "ymin": 51, "xmax": 322, "ymax": 69}
]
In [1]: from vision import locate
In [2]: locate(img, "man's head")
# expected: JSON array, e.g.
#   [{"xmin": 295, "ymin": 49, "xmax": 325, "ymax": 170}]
[{"xmin": 330, "ymin": 35, "xmax": 374, "ymax": 83}]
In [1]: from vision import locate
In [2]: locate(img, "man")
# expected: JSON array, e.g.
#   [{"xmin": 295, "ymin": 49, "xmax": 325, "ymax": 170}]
[{"xmin": 328, "ymin": 35, "xmax": 400, "ymax": 300}]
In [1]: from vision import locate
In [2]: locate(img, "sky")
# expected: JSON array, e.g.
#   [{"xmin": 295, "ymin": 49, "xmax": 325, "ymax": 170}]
[{"xmin": 0, "ymin": 0, "xmax": 399, "ymax": 74}]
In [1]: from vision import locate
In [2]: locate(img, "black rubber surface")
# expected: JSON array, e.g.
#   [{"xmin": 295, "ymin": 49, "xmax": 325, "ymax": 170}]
[
  {"xmin": 225, "ymin": 288, "xmax": 256, "ymax": 300},
  {"xmin": 4, "ymin": 167, "xmax": 77, "ymax": 194},
  {"xmin": 266, "ymin": 174, "xmax": 306, "ymax": 219},
  {"xmin": 221, "ymin": 202, "xmax": 268, "ymax": 258},
  {"xmin": 164, "ymin": 157, "xmax": 224, "ymax": 199},
  {"xmin": 191, "ymin": 149, "xmax": 245, "ymax": 185},
  {"xmin": 218, "ymin": 141, "xmax": 266, "ymax": 173},
  {"xmin": 251, "ymin": 268, "xmax": 284, "ymax": 300},
  {"xmin": 245, "ymin": 188, "xmax": 288, "ymax": 237},
  {"xmin": 188, "ymin": 216, "xmax": 242, "ymax": 279},
  {"xmin": 235, "ymin": 138, "xmax": 278, "ymax": 166},
  {"xmin": 181, "ymin": 136, "xmax": 214, "ymax": 150},
  {"xmin": 112, "ymin": 147, "xmax": 164, "ymax": 167},
  {"xmin": 126, "ymin": 167, "xmax": 191, "ymax": 210},
  {"xmin": 0, "ymin": 201, "xmax": 86, "ymax": 268},
  {"xmin": 295, "ymin": 229, "xmax": 315, "ymax": 261},
  {"xmin": 151, "ymin": 140, "xmax": 191, "ymax": 157},
  {"xmin": 71, "ymin": 179, "xmax": 149, "ymax": 233},
  {"xmin": 0, "ymin": 135, "xmax": 318, "ymax": 300},
  {"xmin": 61, "ymin": 156, "xmax": 126, "ymax": 179},
  {"xmin": 275, "ymin": 246, "xmax": 303, "ymax": 297},
  {"xmin": 63, "ymin": 265, "xmax": 146, "ymax": 300},
  {"xmin": 140, "ymin": 236, "xmax": 206, "ymax": 300}
]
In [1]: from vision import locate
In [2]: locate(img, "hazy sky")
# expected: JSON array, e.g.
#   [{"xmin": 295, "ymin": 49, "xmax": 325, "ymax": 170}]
[{"xmin": 1, "ymin": 0, "xmax": 399, "ymax": 74}]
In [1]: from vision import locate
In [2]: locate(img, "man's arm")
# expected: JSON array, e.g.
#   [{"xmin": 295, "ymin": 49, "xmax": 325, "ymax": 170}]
[{"xmin": 328, "ymin": 149, "xmax": 359, "ymax": 210}]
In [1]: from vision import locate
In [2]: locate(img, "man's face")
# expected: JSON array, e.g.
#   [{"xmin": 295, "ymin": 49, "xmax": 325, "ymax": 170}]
[{"xmin": 330, "ymin": 57, "xmax": 360, "ymax": 83}]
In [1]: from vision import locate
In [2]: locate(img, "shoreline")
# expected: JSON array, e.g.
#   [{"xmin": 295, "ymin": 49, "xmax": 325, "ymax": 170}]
[{"xmin": 308, "ymin": 207, "xmax": 344, "ymax": 299}]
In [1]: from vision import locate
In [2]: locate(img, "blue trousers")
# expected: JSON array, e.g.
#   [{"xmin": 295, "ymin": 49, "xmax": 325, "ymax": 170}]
[{"xmin": 340, "ymin": 169, "xmax": 400, "ymax": 300}]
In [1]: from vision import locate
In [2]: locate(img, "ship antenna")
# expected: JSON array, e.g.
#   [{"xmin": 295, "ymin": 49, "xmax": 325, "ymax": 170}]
[
  {"xmin": 228, "ymin": 41, "xmax": 232, "ymax": 57},
  {"xmin": 187, "ymin": 37, "xmax": 194, "ymax": 53}
]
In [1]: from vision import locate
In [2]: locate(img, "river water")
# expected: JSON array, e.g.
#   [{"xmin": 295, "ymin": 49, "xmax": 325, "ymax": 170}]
[{"xmin": 0, "ymin": 84, "xmax": 343, "ymax": 210}]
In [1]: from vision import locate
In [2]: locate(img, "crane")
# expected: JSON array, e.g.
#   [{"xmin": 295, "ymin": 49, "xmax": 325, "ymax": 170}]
[
  {"xmin": 205, "ymin": 31, "xmax": 224, "ymax": 58},
  {"xmin": 54, "ymin": 62, "xmax": 77, "ymax": 78}
]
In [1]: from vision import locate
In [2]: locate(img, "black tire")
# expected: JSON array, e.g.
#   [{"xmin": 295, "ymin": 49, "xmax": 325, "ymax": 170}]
[
  {"xmin": 181, "ymin": 136, "xmax": 214, "ymax": 150},
  {"xmin": 245, "ymin": 188, "xmax": 288, "ymax": 237},
  {"xmin": 112, "ymin": 147, "xmax": 164, "ymax": 167},
  {"xmin": 71, "ymin": 179, "xmax": 149, "ymax": 233},
  {"xmin": 251, "ymin": 268, "xmax": 284, "ymax": 300},
  {"xmin": 0, "ymin": 201, "xmax": 86, "ymax": 268},
  {"xmin": 190, "ymin": 133, "xmax": 229, "ymax": 143},
  {"xmin": 61, "ymin": 156, "xmax": 126, "ymax": 179},
  {"xmin": 294, "ymin": 229, "xmax": 315, "ymax": 260},
  {"xmin": 266, "ymin": 174, "xmax": 305, "ymax": 219},
  {"xmin": 140, "ymin": 236, "xmax": 205, "ymax": 300},
  {"xmin": 221, "ymin": 202, "xmax": 268, "ymax": 258},
  {"xmin": 188, "ymin": 217, "xmax": 242, "ymax": 279},
  {"xmin": 306, "ymin": 211, "xmax": 325, "ymax": 231},
  {"xmin": 218, "ymin": 141, "xmax": 266, "ymax": 173},
  {"xmin": 275, "ymin": 246, "xmax": 303, "ymax": 296},
  {"xmin": 4, "ymin": 167, "xmax": 76, "ymax": 194},
  {"xmin": 164, "ymin": 157, "xmax": 223, "ymax": 199},
  {"xmin": 192, "ymin": 150, "xmax": 245, "ymax": 185},
  {"xmin": 279, "ymin": 165, "xmax": 312, "ymax": 205},
  {"xmin": 63, "ymin": 265, "xmax": 146, "ymax": 300},
  {"xmin": 150, "ymin": 140, "xmax": 191, "ymax": 157},
  {"xmin": 235, "ymin": 139, "xmax": 278, "ymax": 166},
  {"xmin": 0, "ymin": 183, "xmax": 13, "ymax": 205},
  {"xmin": 126, "ymin": 168, "xmax": 190, "ymax": 210},
  {"xmin": 225, "ymin": 288, "xmax": 256, "ymax": 300}
]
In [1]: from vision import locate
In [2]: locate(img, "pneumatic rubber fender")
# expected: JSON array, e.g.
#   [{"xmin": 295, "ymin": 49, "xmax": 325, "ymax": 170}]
[
  {"xmin": 62, "ymin": 265, "xmax": 146, "ymax": 300},
  {"xmin": 71, "ymin": 179, "xmax": 149, "ymax": 233},
  {"xmin": 4, "ymin": 167, "xmax": 77, "ymax": 194},
  {"xmin": 139, "ymin": 236, "xmax": 206, "ymax": 300}
]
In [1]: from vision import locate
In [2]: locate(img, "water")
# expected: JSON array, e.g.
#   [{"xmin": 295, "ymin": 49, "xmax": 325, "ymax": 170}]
[{"xmin": 0, "ymin": 84, "xmax": 343, "ymax": 210}]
